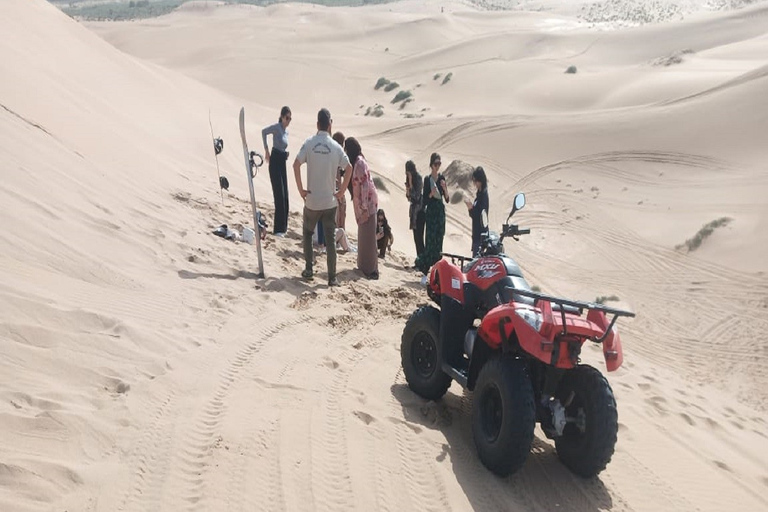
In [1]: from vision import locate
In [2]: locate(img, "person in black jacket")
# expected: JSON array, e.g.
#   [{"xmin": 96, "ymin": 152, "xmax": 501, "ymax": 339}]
[
  {"xmin": 464, "ymin": 166, "xmax": 489, "ymax": 257},
  {"xmin": 404, "ymin": 160, "xmax": 425, "ymax": 259}
]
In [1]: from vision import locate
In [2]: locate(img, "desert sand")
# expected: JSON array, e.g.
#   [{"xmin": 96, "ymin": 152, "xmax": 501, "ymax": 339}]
[{"xmin": 1, "ymin": 0, "xmax": 767, "ymax": 510}]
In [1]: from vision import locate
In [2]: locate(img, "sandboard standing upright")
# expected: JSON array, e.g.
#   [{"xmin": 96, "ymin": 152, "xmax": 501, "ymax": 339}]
[
  {"xmin": 208, "ymin": 109, "xmax": 226, "ymax": 204},
  {"xmin": 239, "ymin": 107, "xmax": 265, "ymax": 278}
]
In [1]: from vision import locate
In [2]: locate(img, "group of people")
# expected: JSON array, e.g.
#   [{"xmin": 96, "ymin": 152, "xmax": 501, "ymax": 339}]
[
  {"xmin": 405, "ymin": 154, "xmax": 490, "ymax": 274},
  {"xmin": 262, "ymin": 107, "xmax": 386, "ymax": 286},
  {"xmin": 261, "ymin": 105, "xmax": 489, "ymax": 286}
]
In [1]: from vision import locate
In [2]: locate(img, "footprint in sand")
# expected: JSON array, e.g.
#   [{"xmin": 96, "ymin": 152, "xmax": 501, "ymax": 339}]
[
  {"xmin": 704, "ymin": 417, "xmax": 721, "ymax": 429},
  {"xmin": 387, "ymin": 416, "xmax": 422, "ymax": 434},
  {"xmin": 713, "ymin": 460, "xmax": 732, "ymax": 472},
  {"xmin": 645, "ymin": 395, "xmax": 667, "ymax": 414},
  {"xmin": 322, "ymin": 357, "xmax": 339, "ymax": 370},
  {"xmin": 679, "ymin": 413, "xmax": 695, "ymax": 426},
  {"xmin": 353, "ymin": 410, "xmax": 375, "ymax": 425}
]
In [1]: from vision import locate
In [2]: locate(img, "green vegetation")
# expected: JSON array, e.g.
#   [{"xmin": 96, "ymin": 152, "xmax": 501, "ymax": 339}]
[
  {"xmin": 531, "ymin": 285, "xmax": 542, "ymax": 292},
  {"xmin": 441, "ymin": 72, "xmax": 453, "ymax": 85},
  {"xmin": 59, "ymin": 0, "xmax": 396, "ymax": 21},
  {"xmin": 372, "ymin": 176, "xmax": 388, "ymax": 192},
  {"xmin": 391, "ymin": 90, "xmax": 412, "ymax": 104},
  {"xmin": 364, "ymin": 104, "xmax": 384, "ymax": 117},
  {"xmin": 595, "ymin": 295, "xmax": 620, "ymax": 304},
  {"xmin": 565, "ymin": 65, "xmax": 578, "ymax": 74},
  {"xmin": 383, "ymin": 81, "xmax": 400, "ymax": 92},
  {"xmin": 433, "ymin": 73, "xmax": 442, "ymax": 81},
  {"xmin": 374, "ymin": 77, "xmax": 390, "ymax": 90},
  {"xmin": 450, "ymin": 191, "xmax": 464, "ymax": 204},
  {"xmin": 62, "ymin": 0, "xmax": 184, "ymax": 20},
  {"xmin": 676, "ymin": 217, "xmax": 732, "ymax": 252}
]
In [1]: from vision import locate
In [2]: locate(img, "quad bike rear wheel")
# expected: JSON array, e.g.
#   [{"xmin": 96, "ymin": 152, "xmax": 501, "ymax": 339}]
[
  {"xmin": 554, "ymin": 364, "xmax": 618, "ymax": 478},
  {"xmin": 472, "ymin": 357, "xmax": 536, "ymax": 476},
  {"xmin": 401, "ymin": 306, "xmax": 452, "ymax": 400}
]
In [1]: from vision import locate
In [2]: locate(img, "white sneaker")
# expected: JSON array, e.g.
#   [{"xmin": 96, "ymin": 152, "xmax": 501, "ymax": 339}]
[
  {"xmin": 420, "ymin": 275, "xmax": 429, "ymax": 286},
  {"xmin": 274, "ymin": 232, "xmax": 286, "ymax": 238}
]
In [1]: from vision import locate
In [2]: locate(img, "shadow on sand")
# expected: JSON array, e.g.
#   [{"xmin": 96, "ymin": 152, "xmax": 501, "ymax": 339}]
[
  {"xmin": 177, "ymin": 267, "xmax": 368, "ymax": 299},
  {"xmin": 390, "ymin": 383, "xmax": 615, "ymax": 512}
]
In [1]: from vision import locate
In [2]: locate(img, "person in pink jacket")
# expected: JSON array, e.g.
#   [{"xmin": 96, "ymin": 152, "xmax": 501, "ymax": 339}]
[{"xmin": 346, "ymin": 137, "xmax": 379, "ymax": 280}]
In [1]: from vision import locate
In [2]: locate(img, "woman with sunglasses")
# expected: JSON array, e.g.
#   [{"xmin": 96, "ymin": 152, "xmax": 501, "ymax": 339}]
[
  {"xmin": 415, "ymin": 152, "xmax": 449, "ymax": 274},
  {"xmin": 261, "ymin": 106, "xmax": 292, "ymax": 236}
]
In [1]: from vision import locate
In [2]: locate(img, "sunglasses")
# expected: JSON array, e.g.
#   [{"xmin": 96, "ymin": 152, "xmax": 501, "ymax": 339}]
[
  {"xmin": 284, "ymin": 116, "xmax": 292, "ymax": 121},
  {"xmin": 433, "ymin": 161, "xmax": 441, "ymax": 166}
]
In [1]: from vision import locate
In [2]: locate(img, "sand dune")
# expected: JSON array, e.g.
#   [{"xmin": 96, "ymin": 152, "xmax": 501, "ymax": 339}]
[{"xmin": 1, "ymin": 0, "xmax": 767, "ymax": 510}]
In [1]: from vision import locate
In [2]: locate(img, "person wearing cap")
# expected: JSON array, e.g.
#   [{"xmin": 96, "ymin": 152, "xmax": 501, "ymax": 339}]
[
  {"xmin": 293, "ymin": 108, "xmax": 353, "ymax": 286},
  {"xmin": 262, "ymin": 106, "xmax": 292, "ymax": 236}
]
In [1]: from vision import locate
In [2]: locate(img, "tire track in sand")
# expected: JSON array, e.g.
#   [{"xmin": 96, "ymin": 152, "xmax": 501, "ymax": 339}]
[
  {"xmin": 117, "ymin": 391, "xmax": 179, "ymax": 512},
  {"xmin": 121, "ymin": 316, "xmax": 309, "ymax": 512},
  {"xmin": 387, "ymin": 368, "xmax": 452, "ymax": 512},
  {"xmin": 310, "ymin": 335, "xmax": 376, "ymax": 512},
  {"xmin": 172, "ymin": 316, "xmax": 308, "ymax": 510}
]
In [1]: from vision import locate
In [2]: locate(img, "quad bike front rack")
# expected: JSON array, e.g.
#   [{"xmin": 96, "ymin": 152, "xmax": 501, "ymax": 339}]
[
  {"xmin": 441, "ymin": 252, "xmax": 473, "ymax": 269},
  {"xmin": 506, "ymin": 287, "xmax": 635, "ymax": 342}
]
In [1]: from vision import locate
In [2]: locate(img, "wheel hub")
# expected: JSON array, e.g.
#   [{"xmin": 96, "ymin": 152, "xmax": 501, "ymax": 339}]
[
  {"xmin": 480, "ymin": 385, "xmax": 503, "ymax": 442},
  {"xmin": 412, "ymin": 332, "xmax": 437, "ymax": 378}
]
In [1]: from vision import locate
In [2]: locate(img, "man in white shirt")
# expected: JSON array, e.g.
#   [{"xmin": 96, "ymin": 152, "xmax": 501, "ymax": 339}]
[{"xmin": 293, "ymin": 108, "xmax": 353, "ymax": 286}]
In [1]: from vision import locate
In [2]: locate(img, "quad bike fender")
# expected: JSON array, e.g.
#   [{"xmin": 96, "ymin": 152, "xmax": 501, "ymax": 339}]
[
  {"xmin": 587, "ymin": 309, "xmax": 623, "ymax": 371},
  {"xmin": 429, "ymin": 259, "xmax": 464, "ymax": 303},
  {"xmin": 478, "ymin": 303, "xmax": 587, "ymax": 369},
  {"xmin": 467, "ymin": 334, "xmax": 495, "ymax": 391},
  {"xmin": 477, "ymin": 304, "xmax": 554, "ymax": 366}
]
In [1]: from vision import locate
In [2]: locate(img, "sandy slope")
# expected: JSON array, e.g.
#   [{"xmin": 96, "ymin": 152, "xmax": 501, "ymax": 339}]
[{"xmin": 1, "ymin": 0, "xmax": 768, "ymax": 510}]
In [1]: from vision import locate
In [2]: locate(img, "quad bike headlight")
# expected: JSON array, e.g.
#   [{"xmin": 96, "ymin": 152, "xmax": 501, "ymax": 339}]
[{"xmin": 515, "ymin": 308, "xmax": 543, "ymax": 332}]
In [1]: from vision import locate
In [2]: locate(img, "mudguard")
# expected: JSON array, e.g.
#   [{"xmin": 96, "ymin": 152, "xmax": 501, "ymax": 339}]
[
  {"xmin": 587, "ymin": 309, "xmax": 624, "ymax": 371},
  {"xmin": 429, "ymin": 259, "xmax": 465, "ymax": 303}
]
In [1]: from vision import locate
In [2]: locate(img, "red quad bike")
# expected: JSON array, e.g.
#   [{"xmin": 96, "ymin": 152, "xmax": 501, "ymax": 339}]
[{"xmin": 401, "ymin": 192, "xmax": 635, "ymax": 478}]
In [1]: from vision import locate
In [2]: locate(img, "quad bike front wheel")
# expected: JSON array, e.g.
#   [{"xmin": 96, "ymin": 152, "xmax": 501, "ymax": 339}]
[
  {"xmin": 401, "ymin": 306, "xmax": 452, "ymax": 400},
  {"xmin": 471, "ymin": 357, "xmax": 536, "ymax": 477},
  {"xmin": 554, "ymin": 364, "xmax": 618, "ymax": 478}
]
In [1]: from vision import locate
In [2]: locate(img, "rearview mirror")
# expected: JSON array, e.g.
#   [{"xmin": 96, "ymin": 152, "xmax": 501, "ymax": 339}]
[{"xmin": 508, "ymin": 192, "xmax": 526, "ymax": 218}]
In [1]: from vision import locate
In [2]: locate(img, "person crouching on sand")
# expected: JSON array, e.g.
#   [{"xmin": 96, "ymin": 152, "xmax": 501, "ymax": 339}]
[{"xmin": 376, "ymin": 209, "xmax": 393, "ymax": 259}]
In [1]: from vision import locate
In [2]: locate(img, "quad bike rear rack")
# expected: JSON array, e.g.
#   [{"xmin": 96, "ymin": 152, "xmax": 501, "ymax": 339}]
[{"xmin": 506, "ymin": 287, "xmax": 635, "ymax": 342}]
